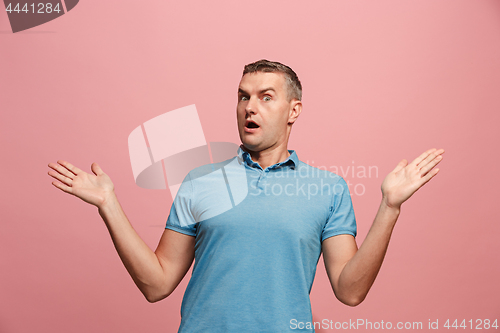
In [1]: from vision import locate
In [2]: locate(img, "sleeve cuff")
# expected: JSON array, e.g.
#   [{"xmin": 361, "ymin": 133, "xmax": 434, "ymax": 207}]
[{"xmin": 165, "ymin": 225, "xmax": 196, "ymax": 237}]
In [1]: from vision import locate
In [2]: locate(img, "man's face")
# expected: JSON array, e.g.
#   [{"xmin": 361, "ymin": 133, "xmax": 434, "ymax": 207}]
[{"xmin": 237, "ymin": 72, "xmax": 300, "ymax": 153}]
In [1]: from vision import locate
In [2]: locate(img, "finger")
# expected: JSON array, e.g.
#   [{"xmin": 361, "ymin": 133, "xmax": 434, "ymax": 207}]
[
  {"xmin": 51, "ymin": 179, "xmax": 73, "ymax": 194},
  {"xmin": 416, "ymin": 148, "xmax": 445, "ymax": 169},
  {"xmin": 392, "ymin": 159, "xmax": 408, "ymax": 173},
  {"xmin": 48, "ymin": 162, "xmax": 76, "ymax": 180},
  {"xmin": 409, "ymin": 148, "xmax": 437, "ymax": 168},
  {"xmin": 91, "ymin": 162, "xmax": 104, "ymax": 176},
  {"xmin": 57, "ymin": 160, "xmax": 83, "ymax": 176},
  {"xmin": 418, "ymin": 167, "xmax": 440, "ymax": 188},
  {"xmin": 419, "ymin": 154, "xmax": 443, "ymax": 176},
  {"xmin": 48, "ymin": 168, "xmax": 73, "ymax": 186}
]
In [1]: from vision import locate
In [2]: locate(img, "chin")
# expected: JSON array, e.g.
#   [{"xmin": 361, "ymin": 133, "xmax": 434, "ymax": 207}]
[
  {"xmin": 240, "ymin": 140, "xmax": 262, "ymax": 152},
  {"xmin": 239, "ymin": 133, "xmax": 256, "ymax": 148},
  {"xmin": 241, "ymin": 142, "xmax": 257, "ymax": 151}
]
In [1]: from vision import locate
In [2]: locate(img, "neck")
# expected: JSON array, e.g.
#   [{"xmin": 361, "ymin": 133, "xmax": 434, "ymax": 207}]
[{"xmin": 241, "ymin": 142, "xmax": 290, "ymax": 170}]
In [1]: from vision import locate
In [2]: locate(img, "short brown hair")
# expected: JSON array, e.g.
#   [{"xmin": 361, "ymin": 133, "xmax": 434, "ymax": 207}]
[{"xmin": 243, "ymin": 59, "xmax": 302, "ymax": 101}]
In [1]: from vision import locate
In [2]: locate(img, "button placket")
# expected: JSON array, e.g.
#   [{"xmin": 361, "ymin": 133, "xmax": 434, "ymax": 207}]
[{"xmin": 257, "ymin": 169, "xmax": 267, "ymax": 189}]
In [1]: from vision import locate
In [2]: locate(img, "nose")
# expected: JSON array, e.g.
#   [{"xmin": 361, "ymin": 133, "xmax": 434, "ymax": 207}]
[{"xmin": 245, "ymin": 96, "xmax": 258, "ymax": 115}]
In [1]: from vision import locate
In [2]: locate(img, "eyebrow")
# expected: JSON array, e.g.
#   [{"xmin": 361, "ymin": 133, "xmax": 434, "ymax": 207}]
[{"xmin": 238, "ymin": 87, "xmax": 276, "ymax": 94}]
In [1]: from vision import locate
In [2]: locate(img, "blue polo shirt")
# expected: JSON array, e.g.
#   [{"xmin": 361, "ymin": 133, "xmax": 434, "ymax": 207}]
[{"xmin": 166, "ymin": 147, "xmax": 357, "ymax": 333}]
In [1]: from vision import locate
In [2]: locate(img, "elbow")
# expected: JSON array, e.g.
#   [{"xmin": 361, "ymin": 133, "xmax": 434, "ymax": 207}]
[
  {"xmin": 343, "ymin": 297, "xmax": 364, "ymax": 307},
  {"xmin": 143, "ymin": 287, "xmax": 173, "ymax": 303},
  {"xmin": 144, "ymin": 291, "xmax": 168, "ymax": 303},
  {"xmin": 334, "ymin": 281, "xmax": 369, "ymax": 307},
  {"xmin": 145, "ymin": 294, "xmax": 160, "ymax": 303},
  {"xmin": 338, "ymin": 293, "xmax": 366, "ymax": 307}
]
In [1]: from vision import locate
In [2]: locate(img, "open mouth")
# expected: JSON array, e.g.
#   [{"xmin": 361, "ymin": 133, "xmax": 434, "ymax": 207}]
[{"xmin": 245, "ymin": 120, "xmax": 260, "ymax": 129}]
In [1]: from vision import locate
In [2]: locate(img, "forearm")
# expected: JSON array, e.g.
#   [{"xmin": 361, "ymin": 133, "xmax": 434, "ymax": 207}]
[
  {"xmin": 331, "ymin": 148, "xmax": 443, "ymax": 306},
  {"xmin": 98, "ymin": 193, "xmax": 169, "ymax": 302},
  {"xmin": 337, "ymin": 200, "xmax": 400, "ymax": 305}
]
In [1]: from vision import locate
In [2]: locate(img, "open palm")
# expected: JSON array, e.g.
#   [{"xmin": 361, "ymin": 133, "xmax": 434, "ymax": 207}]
[
  {"xmin": 48, "ymin": 160, "xmax": 115, "ymax": 208},
  {"xmin": 381, "ymin": 148, "xmax": 444, "ymax": 209}
]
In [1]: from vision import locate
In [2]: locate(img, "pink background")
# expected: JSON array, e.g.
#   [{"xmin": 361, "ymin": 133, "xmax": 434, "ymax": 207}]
[{"xmin": 1, "ymin": 1, "xmax": 499, "ymax": 332}]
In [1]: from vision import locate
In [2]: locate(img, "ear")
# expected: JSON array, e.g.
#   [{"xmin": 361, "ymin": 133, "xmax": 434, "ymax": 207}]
[{"xmin": 288, "ymin": 100, "xmax": 302, "ymax": 125}]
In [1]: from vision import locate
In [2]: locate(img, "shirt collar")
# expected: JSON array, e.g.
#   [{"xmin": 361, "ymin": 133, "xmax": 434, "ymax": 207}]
[{"xmin": 237, "ymin": 145, "xmax": 299, "ymax": 170}]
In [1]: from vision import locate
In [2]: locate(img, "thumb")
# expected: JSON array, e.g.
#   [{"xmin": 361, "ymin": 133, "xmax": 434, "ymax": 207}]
[
  {"xmin": 392, "ymin": 159, "xmax": 408, "ymax": 173},
  {"xmin": 91, "ymin": 162, "xmax": 104, "ymax": 176}
]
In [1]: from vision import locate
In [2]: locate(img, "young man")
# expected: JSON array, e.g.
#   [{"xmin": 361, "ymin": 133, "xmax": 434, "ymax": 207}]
[{"xmin": 48, "ymin": 60, "xmax": 444, "ymax": 332}]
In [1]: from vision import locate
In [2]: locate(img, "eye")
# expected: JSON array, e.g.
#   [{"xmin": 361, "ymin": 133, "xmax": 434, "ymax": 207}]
[
  {"xmin": 263, "ymin": 96, "xmax": 271, "ymax": 101},
  {"xmin": 240, "ymin": 96, "xmax": 249, "ymax": 101}
]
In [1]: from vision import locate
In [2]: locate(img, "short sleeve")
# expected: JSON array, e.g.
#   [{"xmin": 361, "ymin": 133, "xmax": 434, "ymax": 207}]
[
  {"xmin": 321, "ymin": 177, "xmax": 357, "ymax": 242},
  {"xmin": 165, "ymin": 173, "xmax": 197, "ymax": 237}
]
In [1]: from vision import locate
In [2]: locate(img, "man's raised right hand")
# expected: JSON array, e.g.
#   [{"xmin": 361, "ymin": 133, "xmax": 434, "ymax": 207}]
[{"xmin": 48, "ymin": 160, "xmax": 115, "ymax": 208}]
